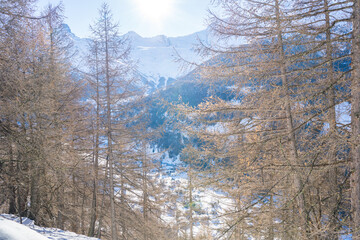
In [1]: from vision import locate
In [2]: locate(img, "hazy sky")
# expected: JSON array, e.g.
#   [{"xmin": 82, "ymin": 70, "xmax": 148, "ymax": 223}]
[{"xmin": 36, "ymin": 0, "xmax": 212, "ymax": 38}]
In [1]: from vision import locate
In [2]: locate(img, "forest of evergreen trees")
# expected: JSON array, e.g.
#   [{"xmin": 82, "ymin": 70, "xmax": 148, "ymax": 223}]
[{"xmin": 0, "ymin": 0, "xmax": 359, "ymax": 239}]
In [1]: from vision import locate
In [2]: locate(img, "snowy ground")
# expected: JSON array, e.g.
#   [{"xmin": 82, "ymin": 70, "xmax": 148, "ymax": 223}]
[{"xmin": 0, "ymin": 214, "xmax": 99, "ymax": 240}]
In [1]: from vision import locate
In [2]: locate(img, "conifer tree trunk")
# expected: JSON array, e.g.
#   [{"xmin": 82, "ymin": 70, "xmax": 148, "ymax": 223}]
[
  {"xmin": 268, "ymin": 194, "xmax": 274, "ymax": 240},
  {"xmin": 274, "ymin": 0, "xmax": 308, "ymax": 236},
  {"xmin": 351, "ymin": 0, "xmax": 360, "ymax": 238},
  {"xmin": 8, "ymin": 142, "xmax": 16, "ymax": 215},
  {"xmin": 142, "ymin": 143, "xmax": 148, "ymax": 240},
  {"xmin": 96, "ymin": 159, "xmax": 109, "ymax": 239},
  {"xmin": 105, "ymin": 22, "xmax": 117, "ymax": 240},
  {"xmin": 188, "ymin": 164, "xmax": 194, "ymax": 240},
  {"xmin": 120, "ymin": 167, "xmax": 126, "ymax": 239},
  {"xmin": 324, "ymin": 0, "xmax": 339, "ymax": 236},
  {"xmin": 88, "ymin": 41, "xmax": 100, "ymax": 238}
]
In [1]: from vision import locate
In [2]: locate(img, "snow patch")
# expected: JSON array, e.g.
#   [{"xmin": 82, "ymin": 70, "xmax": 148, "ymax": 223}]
[
  {"xmin": 0, "ymin": 217, "xmax": 49, "ymax": 240},
  {"xmin": 0, "ymin": 215, "xmax": 99, "ymax": 240}
]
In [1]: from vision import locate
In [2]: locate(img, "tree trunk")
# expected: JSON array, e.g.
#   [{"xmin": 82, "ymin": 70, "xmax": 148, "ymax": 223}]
[
  {"xmin": 56, "ymin": 174, "xmax": 65, "ymax": 229},
  {"xmin": 88, "ymin": 41, "xmax": 100, "ymax": 238},
  {"xmin": 267, "ymin": 194, "xmax": 274, "ymax": 240},
  {"xmin": 8, "ymin": 142, "xmax": 17, "ymax": 215},
  {"xmin": 120, "ymin": 167, "xmax": 126, "ymax": 239},
  {"xmin": 96, "ymin": 159, "xmax": 109, "ymax": 239},
  {"xmin": 104, "ymin": 14, "xmax": 117, "ymax": 240},
  {"xmin": 275, "ymin": 0, "xmax": 308, "ymax": 237},
  {"xmin": 188, "ymin": 164, "xmax": 193, "ymax": 240},
  {"xmin": 324, "ymin": 0, "xmax": 339, "ymax": 237},
  {"xmin": 351, "ymin": 0, "xmax": 360, "ymax": 239},
  {"xmin": 143, "ymin": 144, "xmax": 148, "ymax": 240}
]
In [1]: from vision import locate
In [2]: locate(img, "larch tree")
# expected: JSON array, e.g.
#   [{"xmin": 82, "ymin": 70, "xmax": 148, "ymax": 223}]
[
  {"xmin": 0, "ymin": 0, "xmax": 37, "ymax": 221},
  {"xmin": 177, "ymin": 0, "xmax": 354, "ymax": 238},
  {"xmin": 0, "ymin": 0, "xmax": 86, "ymax": 230},
  {"xmin": 88, "ymin": 3, "xmax": 138, "ymax": 239},
  {"xmin": 192, "ymin": 0, "xmax": 310, "ymax": 237},
  {"xmin": 89, "ymin": 4, "xmax": 122, "ymax": 239},
  {"xmin": 287, "ymin": 0, "xmax": 353, "ymax": 237}
]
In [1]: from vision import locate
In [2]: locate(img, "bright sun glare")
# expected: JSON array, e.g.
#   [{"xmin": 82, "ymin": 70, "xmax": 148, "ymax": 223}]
[{"xmin": 134, "ymin": 0, "xmax": 175, "ymax": 24}]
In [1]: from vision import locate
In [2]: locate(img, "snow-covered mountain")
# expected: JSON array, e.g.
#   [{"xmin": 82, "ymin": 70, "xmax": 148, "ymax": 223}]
[
  {"xmin": 64, "ymin": 24, "xmax": 209, "ymax": 90},
  {"xmin": 125, "ymin": 30, "xmax": 208, "ymax": 80}
]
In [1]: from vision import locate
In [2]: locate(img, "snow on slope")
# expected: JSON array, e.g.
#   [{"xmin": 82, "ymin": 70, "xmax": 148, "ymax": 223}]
[
  {"xmin": 0, "ymin": 217, "xmax": 49, "ymax": 240},
  {"xmin": 158, "ymin": 175, "xmax": 235, "ymax": 238},
  {"xmin": 0, "ymin": 215, "xmax": 99, "ymax": 240},
  {"xmin": 64, "ymin": 24, "xmax": 209, "ymax": 88},
  {"xmin": 125, "ymin": 30, "xmax": 209, "ymax": 80},
  {"xmin": 67, "ymin": 23, "xmax": 246, "ymax": 90}
]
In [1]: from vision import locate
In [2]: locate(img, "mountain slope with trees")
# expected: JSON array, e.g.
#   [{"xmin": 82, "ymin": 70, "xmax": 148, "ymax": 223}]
[{"xmin": 0, "ymin": 0, "xmax": 359, "ymax": 239}]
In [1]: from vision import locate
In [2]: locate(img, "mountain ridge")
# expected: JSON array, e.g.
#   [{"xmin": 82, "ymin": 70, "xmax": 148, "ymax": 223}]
[{"xmin": 63, "ymin": 23, "xmax": 209, "ymax": 90}]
